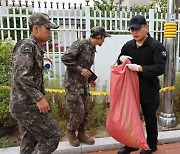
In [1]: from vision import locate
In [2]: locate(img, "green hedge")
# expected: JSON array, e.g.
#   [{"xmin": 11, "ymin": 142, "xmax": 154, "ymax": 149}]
[{"xmin": 0, "ymin": 39, "xmax": 16, "ymax": 127}]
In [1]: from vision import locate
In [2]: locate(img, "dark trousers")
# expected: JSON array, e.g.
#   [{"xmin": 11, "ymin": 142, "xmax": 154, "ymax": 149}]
[{"xmin": 140, "ymin": 80, "xmax": 160, "ymax": 148}]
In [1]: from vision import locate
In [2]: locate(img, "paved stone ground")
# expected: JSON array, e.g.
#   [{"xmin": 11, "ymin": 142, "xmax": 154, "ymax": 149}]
[{"xmin": 84, "ymin": 142, "xmax": 180, "ymax": 154}]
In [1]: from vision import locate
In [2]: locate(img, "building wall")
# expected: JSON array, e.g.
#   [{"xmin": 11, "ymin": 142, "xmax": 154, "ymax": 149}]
[
  {"xmin": 122, "ymin": 0, "xmax": 155, "ymax": 7},
  {"xmin": 113, "ymin": 0, "xmax": 155, "ymax": 7},
  {"xmin": 95, "ymin": 35, "xmax": 132, "ymax": 90}
]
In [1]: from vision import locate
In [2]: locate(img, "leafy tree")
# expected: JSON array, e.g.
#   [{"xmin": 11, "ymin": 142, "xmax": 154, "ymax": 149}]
[
  {"xmin": 91, "ymin": 0, "xmax": 120, "ymax": 32},
  {"xmin": 0, "ymin": 39, "xmax": 14, "ymax": 86},
  {"xmin": 93, "ymin": 0, "xmax": 116, "ymax": 11},
  {"xmin": 155, "ymin": 0, "xmax": 180, "ymax": 12},
  {"xmin": 0, "ymin": 39, "xmax": 16, "ymax": 127},
  {"xmin": 155, "ymin": 0, "xmax": 167, "ymax": 9},
  {"xmin": 156, "ymin": 0, "xmax": 180, "ymax": 18},
  {"xmin": 91, "ymin": 0, "xmax": 151, "ymax": 33}
]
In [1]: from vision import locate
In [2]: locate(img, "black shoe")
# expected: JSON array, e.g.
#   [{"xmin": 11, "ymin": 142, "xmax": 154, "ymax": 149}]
[
  {"xmin": 117, "ymin": 146, "xmax": 139, "ymax": 154},
  {"xmin": 140, "ymin": 146, "xmax": 157, "ymax": 154}
]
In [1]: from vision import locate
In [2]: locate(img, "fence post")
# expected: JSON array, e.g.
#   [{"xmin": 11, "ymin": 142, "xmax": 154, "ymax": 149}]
[
  {"xmin": 149, "ymin": 8, "xmax": 154, "ymax": 37},
  {"xmin": 85, "ymin": 3, "xmax": 91, "ymax": 38}
]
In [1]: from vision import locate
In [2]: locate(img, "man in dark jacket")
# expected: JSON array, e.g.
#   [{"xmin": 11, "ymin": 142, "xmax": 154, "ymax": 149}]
[
  {"xmin": 10, "ymin": 13, "xmax": 60, "ymax": 154},
  {"xmin": 61, "ymin": 26, "xmax": 111, "ymax": 147},
  {"xmin": 117, "ymin": 15, "xmax": 167, "ymax": 154}
]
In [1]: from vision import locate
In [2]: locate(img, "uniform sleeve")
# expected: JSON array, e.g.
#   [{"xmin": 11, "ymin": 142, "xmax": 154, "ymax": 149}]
[
  {"xmin": 14, "ymin": 43, "xmax": 44, "ymax": 103},
  {"xmin": 61, "ymin": 42, "xmax": 83, "ymax": 73},
  {"xmin": 141, "ymin": 44, "xmax": 167, "ymax": 78}
]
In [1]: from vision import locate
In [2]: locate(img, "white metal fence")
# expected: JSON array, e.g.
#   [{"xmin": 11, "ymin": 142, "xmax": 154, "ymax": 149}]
[{"xmin": 0, "ymin": 1, "xmax": 180, "ymax": 78}]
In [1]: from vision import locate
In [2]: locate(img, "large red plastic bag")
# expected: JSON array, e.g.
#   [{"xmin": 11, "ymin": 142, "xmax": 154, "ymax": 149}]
[{"xmin": 106, "ymin": 60, "xmax": 149, "ymax": 150}]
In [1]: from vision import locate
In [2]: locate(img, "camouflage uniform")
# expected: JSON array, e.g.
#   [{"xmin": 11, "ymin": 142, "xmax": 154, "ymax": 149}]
[
  {"xmin": 10, "ymin": 13, "xmax": 60, "ymax": 154},
  {"xmin": 61, "ymin": 39, "xmax": 96, "ymax": 131}
]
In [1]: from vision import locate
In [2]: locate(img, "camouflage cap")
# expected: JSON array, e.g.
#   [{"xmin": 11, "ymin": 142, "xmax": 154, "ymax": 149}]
[
  {"xmin": 91, "ymin": 26, "xmax": 111, "ymax": 37},
  {"xmin": 28, "ymin": 13, "xmax": 59, "ymax": 29}
]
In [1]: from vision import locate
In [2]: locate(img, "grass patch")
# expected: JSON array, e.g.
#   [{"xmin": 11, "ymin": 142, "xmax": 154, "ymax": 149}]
[{"xmin": 0, "ymin": 137, "xmax": 13, "ymax": 148}]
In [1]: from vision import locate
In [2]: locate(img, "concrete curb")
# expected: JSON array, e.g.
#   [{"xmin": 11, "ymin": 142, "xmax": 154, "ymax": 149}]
[
  {"xmin": 53, "ymin": 137, "xmax": 122, "ymax": 154},
  {"xmin": 0, "ymin": 130, "xmax": 180, "ymax": 154}
]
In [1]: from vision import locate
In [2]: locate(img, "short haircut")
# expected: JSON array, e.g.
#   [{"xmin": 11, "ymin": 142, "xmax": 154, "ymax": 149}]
[
  {"xmin": 29, "ymin": 24, "xmax": 43, "ymax": 32},
  {"xmin": 90, "ymin": 34, "xmax": 98, "ymax": 39},
  {"xmin": 90, "ymin": 34, "xmax": 103, "ymax": 39},
  {"xmin": 29, "ymin": 24, "xmax": 34, "ymax": 32}
]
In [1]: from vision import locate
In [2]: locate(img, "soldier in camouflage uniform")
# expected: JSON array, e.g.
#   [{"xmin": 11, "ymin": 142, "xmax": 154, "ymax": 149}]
[
  {"xmin": 10, "ymin": 13, "xmax": 60, "ymax": 154},
  {"xmin": 61, "ymin": 26, "xmax": 111, "ymax": 147}
]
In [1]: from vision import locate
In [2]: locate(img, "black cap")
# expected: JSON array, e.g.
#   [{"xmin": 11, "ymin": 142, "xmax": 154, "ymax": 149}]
[
  {"xmin": 91, "ymin": 26, "xmax": 111, "ymax": 37},
  {"xmin": 128, "ymin": 15, "xmax": 147, "ymax": 30}
]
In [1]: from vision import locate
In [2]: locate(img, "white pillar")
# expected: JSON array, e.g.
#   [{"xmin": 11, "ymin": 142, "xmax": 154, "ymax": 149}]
[
  {"xmin": 85, "ymin": 4, "xmax": 91, "ymax": 38},
  {"xmin": 149, "ymin": 8, "xmax": 154, "ymax": 37}
]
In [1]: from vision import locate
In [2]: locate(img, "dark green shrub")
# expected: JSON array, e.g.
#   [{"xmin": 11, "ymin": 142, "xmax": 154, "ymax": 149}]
[
  {"xmin": 0, "ymin": 39, "xmax": 16, "ymax": 127},
  {"xmin": 0, "ymin": 39, "xmax": 14, "ymax": 86}
]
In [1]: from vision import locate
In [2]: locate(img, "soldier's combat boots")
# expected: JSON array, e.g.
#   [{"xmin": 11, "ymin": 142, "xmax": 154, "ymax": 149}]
[
  {"xmin": 66, "ymin": 130, "xmax": 80, "ymax": 147},
  {"xmin": 78, "ymin": 131, "xmax": 95, "ymax": 145}
]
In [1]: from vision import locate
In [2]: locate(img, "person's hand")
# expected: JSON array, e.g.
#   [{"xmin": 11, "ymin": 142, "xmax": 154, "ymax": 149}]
[
  {"xmin": 36, "ymin": 96, "xmax": 50, "ymax": 113},
  {"xmin": 119, "ymin": 55, "xmax": 132, "ymax": 63},
  {"xmin": 126, "ymin": 64, "xmax": 140, "ymax": 71},
  {"xmin": 90, "ymin": 80, "xmax": 96, "ymax": 88},
  {"xmin": 81, "ymin": 69, "xmax": 92, "ymax": 77}
]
